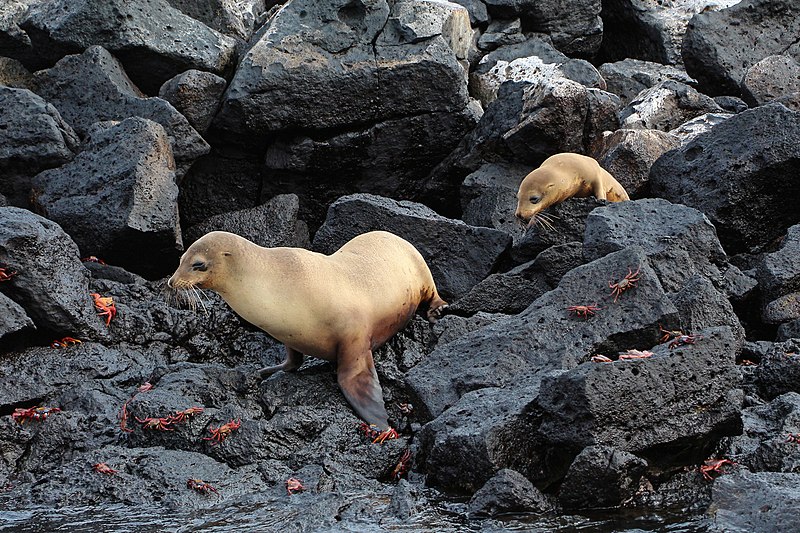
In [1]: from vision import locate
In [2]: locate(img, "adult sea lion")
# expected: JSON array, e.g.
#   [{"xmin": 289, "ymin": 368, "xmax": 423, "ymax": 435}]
[
  {"xmin": 167, "ymin": 230, "xmax": 447, "ymax": 431},
  {"xmin": 515, "ymin": 153, "xmax": 629, "ymax": 227}
]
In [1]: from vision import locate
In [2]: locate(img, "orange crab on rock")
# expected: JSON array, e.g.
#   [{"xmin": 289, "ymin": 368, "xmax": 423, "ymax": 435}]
[
  {"xmin": 0, "ymin": 266, "xmax": 17, "ymax": 282},
  {"xmin": 609, "ymin": 266, "xmax": 641, "ymax": 302},
  {"xmin": 135, "ymin": 416, "xmax": 174, "ymax": 431},
  {"xmin": 699, "ymin": 458, "xmax": 735, "ymax": 481},
  {"xmin": 50, "ymin": 337, "xmax": 82, "ymax": 349},
  {"xmin": 187, "ymin": 478, "xmax": 219, "ymax": 496},
  {"xmin": 92, "ymin": 463, "xmax": 118, "ymax": 475},
  {"xmin": 567, "ymin": 304, "xmax": 601, "ymax": 319},
  {"xmin": 12, "ymin": 406, "xmax": 61, "ymax": 424},
  {"xmin": 286, "ymin": 477, "xmax": 305, "ymax": 495},
  {"xmin": 91, "ymin": 292, "xmax": 117, "ymax": 326},
  {"xmin": 203, "ymin": 419, "xmax": 241, "ymax": 445}
]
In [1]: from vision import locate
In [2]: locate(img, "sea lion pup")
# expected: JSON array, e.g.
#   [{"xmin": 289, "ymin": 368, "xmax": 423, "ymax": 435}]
[
  {"xmin": 515, "ymin": 153, "xmax": 629, "ymax": 228},
  {"xmin": 167, "ymin": 230, "xmax": 448, "ymax": 432}
]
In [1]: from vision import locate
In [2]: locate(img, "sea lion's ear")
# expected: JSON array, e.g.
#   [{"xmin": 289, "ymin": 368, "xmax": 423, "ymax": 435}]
[{"xmin": 547, "ymin": 183, "xmax": 555, "ymax": 188}]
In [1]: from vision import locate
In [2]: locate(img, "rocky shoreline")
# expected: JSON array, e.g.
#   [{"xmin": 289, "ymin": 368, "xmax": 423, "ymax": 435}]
[{"xmin": 1, "ymin": 0, "xmax": 800, "ymax": 531}]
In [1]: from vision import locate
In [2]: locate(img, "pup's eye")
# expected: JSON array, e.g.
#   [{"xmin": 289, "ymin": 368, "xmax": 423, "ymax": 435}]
[
  {"xmin": 529, "ymin": 196, "xmax": 541, "ymax": 204},
  {"xmin": 191, "ymin": 261, "xmax": 207, "ymax": 272}
]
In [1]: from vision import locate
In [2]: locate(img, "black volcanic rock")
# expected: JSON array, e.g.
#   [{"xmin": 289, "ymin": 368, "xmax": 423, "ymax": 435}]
[
  {"xmin": 0, "ymin": 207, "xmax": 107, "ymax": 338},
  {"xmin": 741, "ymin": 55, "xmax": 800, "ymax": 108},
  {"xmin": 650, "ymin": 104, "xmax": 800, "ymax": 254},
  {"xmin": 619, "ymin": 80, "xmax": 723, "ymax": 132},
  {"xmin": 468, "ymin": 468, "xmax": 555, "ymax": 517},
  {"xmin": 19, "ymin": 0, "xmax": 236, "ymax": 93},
  {"xmin": 682, "ymin": 0, "xmax": 800, "ymax": 97},
  {"xmin": 558, "ymin": 445, "xmax": 647, "ymax": 510},
  {"xmin": 31, "ymin": 118, "xmax": 181, "ymax": 278},
  {"xmin": 756, "ymin": 340, "xmax": 800, "ymax": 401},
  {"xmin": 158, "ymin": 69, "xmax": 227, "ymax": 135},
  {"xmin": 33, "ymin": 46, "xmax": 210, "ymax": 177},
  {"xmin": 0, "ymin": 86, "xmax": 79, "ymax": 207}
]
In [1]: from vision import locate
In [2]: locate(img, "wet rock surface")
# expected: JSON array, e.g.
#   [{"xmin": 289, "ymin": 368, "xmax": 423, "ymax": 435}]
[{"xmin": 2, "ymin": 0, "xmax": 799, "ymax": 530}]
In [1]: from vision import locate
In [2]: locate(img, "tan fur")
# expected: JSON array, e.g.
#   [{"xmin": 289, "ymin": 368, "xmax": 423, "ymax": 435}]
[
  {"xmin": 168, "ymin": 230, "xmax": 447, "ymax": 430},
  {"xmin": 515, "ymin": 153, "xmax": 629, "ymax": 225}
]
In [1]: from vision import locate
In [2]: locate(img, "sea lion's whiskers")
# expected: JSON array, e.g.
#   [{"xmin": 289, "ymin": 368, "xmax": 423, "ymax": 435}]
[
  {"xmin": 535, "ymin": 214, "xmax": 556, "ymax": 232},
  {"xmin": 190, "ymin": 285, "xmax": 210, "ymax": 316},
  {"xmin": 537, "ymin": 212, "xmax": 559, "ymax": 233}
]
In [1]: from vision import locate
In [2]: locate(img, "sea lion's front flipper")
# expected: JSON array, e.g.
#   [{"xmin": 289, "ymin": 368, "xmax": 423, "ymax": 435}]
[
  {"xmin": 257, "ymin": 346, "xmax": 304, "ymax": 378},
  {"xmin": 336, "ymin": 344, "xmax": 389, "ymax": 430}
]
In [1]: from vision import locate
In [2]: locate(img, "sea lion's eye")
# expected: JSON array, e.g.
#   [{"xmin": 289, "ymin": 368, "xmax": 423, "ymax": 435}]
[
  {"xmin": 529, "ymin": 195, "xmax": 541, "ymax": 204},
  {"xmin": 191, "ymin": 261, "xmax": 207, "ymax": 272}
]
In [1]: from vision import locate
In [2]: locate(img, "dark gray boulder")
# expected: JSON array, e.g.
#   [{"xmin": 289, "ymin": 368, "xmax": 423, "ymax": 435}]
[
  {"xmin": 537, "ymin": 327, "xmax": 742, "ymax": 460},
  {"xmin": 416, "ymin": 385, "xmax": 541, "ymax": 493},
  {"xmin": 184, "ymin": 194, "xmax": 310, "ymax": 250},
  {"xmin": 33, "ymin": 46, "xmax": 210, "ymax": 177},
  {"xmin": 450, "ymin": 242, "xmax": 584, "ymax": 316},
  {"xmin": 158, "ymin": 69, "xmax": 227, "ymax": 134},
  {"xmin": 763, "ymin": 293, "xmax": 800, "ymax": 326},
  {"xmin": 594, "ymin": 128, "xmax": 680, "ymax": 198},
  {"xmin": 215, "ymin": 0, "xmax": 471, "ymax": 134},
  {"xmin": 0, "ymin": 56, "xmax": 34, "ymax": 89},
  {"xmin": 0, "ymin": 0, "xmax": 37, "ymax": 66},
  {"xmin": 558, "ymin": 445, "xmax": 647, "ymax": 510},
  {"xmin": 599, "ymin": 59, "xmax": 696, "ymax": 105},
  {"xmin": 210, "ymin": 0, "xmax": 477, "ymax": 224},
  {"xmin": 756, "ymin": 340, "xmax": 800, "ymax": 401},
  {"xmin": 469, "ymin": 36, "xmax": 605, "ymax": 107},
  {"xmin": 166, "ymin": 0, "xmax": 271, "ymax": 41},
  {"xmin": 583, "ymin": 198, "xmax": 728, "ymax": 292},
  {"xmin": 619, "ymin": 80, "xmax": 724, "ymax": 132},
  {"xmin": 406, "ymin": 246, "xmax": 680, "ymax": 419},
  {"xmin": 312, "ymin": 194, "xmax": 511, "ymax": 301},
  {"xmin": 756, "ymin": 224, "xmax": 800, "ymax": 303},
  {"xmin": 31, "ymin": 117, "xmax": 182, "ymax": 278},
  {"xmin": 0, "ymin": 207, "xmax": 106, "ymax": 338},
  {"xmin": 709, "ymin": 470, "xmax": 800, "ymax": 533},
  {"xmin": 650, "ymin": 103, "xmax": 800, "ymax": 254},
  {"xmin": 723, "ymin": 392, "xmax": 800, "ymax": 474},
  {"xmin": 777, "ymin": 319, "xmax": 800, "ymax": 342},
  {"xmin": 0, "ymin": 86, "xmax": 79, "ymax": 207},
  {"xmin": 599, "ymin": 0, "xmax": 739, "ymax": 66},
  {"xmin": 741, "ymin": 55, "xmax": 800, "ymax": 108},
  {"xmin": 480, "ymin": 0, "xmax": 603, "ymax": 57},
  {"xmin": 468, "ymin": 468, "xmax": 555, "ymax": 517},
  {"xmin": 682, "ymin": 0, "xmax": 800, "ymax": 97},
  {"xmin": 0, "ymin": 291, "xmax": 34, "ymax": 342},
  {"xmin": 19, "ymin": 0, "xmax": 236, "ymax": 93}
]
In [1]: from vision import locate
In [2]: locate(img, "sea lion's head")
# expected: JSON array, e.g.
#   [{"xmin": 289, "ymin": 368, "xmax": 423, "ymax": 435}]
[
  {"xmin": 168, "ymin": 231, "xmax": 240, "ymax": 292},
  {"xmin": 515, "ymin": 167, "xmax": 559, "ymax": 227}
]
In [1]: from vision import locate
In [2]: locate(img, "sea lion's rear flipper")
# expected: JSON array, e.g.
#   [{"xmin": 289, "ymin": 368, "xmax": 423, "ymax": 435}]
[
  {"xmin": 337, "ymin": 345, "xmax": 389, "ymax": 430},
  {"xmin": 257, "ymin": 346, "xmax": 304, "ymax": 378}
]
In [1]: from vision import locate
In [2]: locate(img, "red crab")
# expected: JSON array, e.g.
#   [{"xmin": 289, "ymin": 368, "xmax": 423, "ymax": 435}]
[
  {"xmin": 81, "ymin": 256, "xmax": 106, "ymax": 265},
  {"xmin": 618, "ymin": 349, "xmax": 654, "ymax": 360},
  {"xmin": 669, "ymin": 334, "xmax": 702, "ymax": 349},
  {"xmin": 787, "ymin": 433, "xmax": 800, "ymax": 444},
  {"xmin": 699, "ymin": 458, "xmax": 735, "ymax": 481},
  {"xmin": 50, "ymin": 337, "xmax": 82, "ymax": 349},
  {"xmin": 169, "ymin": 406, "xmax": 204, "ymax": 424},
  {"xmin": 135, "ymin": 416, "xmax": 174, "ymax": 431},
  {"xmin": 567, "ymin": 304, "xmax": 602, "ymax": 319},
  {"xmin": 187, "ymin": 478, "xmax": 219, "ymax": 496},
  {"xmin": 92, "ymin": 463, "xmax": 118, "ymax": 475},
  {"xmin": 12, "ymin": 406, "xmax": 61, "ymax": 424},
  {"xmin": 91, "ymin": 293, "xmax": 117, "ymax": 326},
  {"xmin": 658, "ymin": 324, "xmax": 684, "ymax": 343},
  {"xmin": 591, "ymin": 354, "xmax": 613, "ymax": 363},
  {"xmin": 119, "ymin": 400, "xmax": 134, "ymax": 433},
  {"xmin": 203, "ymin": 419, "xmax": 241, "ymax": 445},
  {"xmin": 609, "ymin": 266, "xmax": 641, "ymax": 302},
  {"xmin": 286, "ymin": 477, "xmax": 305, "ymax": 495},
  {"xmin": 391, "ymin": 449, "xmax": 412, "ymax": 481},
  {"xmin": 359, "ymin": 422, "xmax": 399, "ymax": 444},
  {"xmin": 0, "ymin": 266, "xmax": 16, "ymax": 282}
]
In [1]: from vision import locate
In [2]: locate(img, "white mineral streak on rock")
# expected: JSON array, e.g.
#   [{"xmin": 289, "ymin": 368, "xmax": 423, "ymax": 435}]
[{"xmin": 472, "ymin": 56, "xmax": 564, "ymax": 106}]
